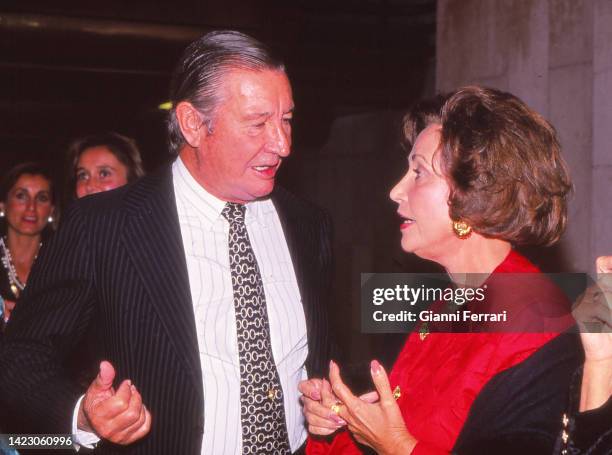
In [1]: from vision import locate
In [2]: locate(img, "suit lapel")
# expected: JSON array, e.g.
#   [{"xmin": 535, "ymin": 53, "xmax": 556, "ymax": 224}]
[
  {"xmin": 271, "ymin": 188, "xmax": 323, "ymax": 372},
  {"xmin": 272, "ymin": 189, "xmax": 310, "ymax": 310},
  {"xmin": 121, "ymin": 166, "xmax": 203, "ymax": 395}
]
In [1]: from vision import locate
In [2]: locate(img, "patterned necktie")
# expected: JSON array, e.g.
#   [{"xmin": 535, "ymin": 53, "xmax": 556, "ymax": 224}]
[{"xmin": 222, "ymin": 202, "xmax": 292, "ymax": 455}]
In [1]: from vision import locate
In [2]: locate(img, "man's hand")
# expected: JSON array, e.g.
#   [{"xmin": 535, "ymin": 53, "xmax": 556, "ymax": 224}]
[
  {"xmin": 77, "ymin": 361, "xmax": 151, "ymax": 445},
  {"xmin": 299, "ymin": 378, "xmax": 346, "ymax": 435}
]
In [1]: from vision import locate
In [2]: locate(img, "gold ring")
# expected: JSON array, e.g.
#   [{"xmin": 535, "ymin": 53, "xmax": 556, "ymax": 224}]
[
  {"xmin": 330, "ymin": 401, "xmax": 342, "ymax": 415},
  {"xmin": 393, "ymin": 385, "xmax": 401, "ymax": 400}
]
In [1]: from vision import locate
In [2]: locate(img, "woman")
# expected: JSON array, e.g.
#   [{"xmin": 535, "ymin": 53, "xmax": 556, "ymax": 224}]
[
  {"xmin": 0, "ymin": 162, "xmax": 55, "ymax": 328},
  {"xmin": 66, "ymin": 132, "xmax": 144, "ymax": 199},
  {"xmin": 301, "ymin": 86, "xmax": 583, "ymax": 454},
  {"xmin": 63, "ymin": 132, "xmax": 144, "ymax": 388}
]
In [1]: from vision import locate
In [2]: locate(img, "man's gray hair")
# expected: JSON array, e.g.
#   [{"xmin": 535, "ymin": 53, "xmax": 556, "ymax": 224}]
[{"xmin": 167, "ymin": 30, "xmax": 285, "ymax": 155}]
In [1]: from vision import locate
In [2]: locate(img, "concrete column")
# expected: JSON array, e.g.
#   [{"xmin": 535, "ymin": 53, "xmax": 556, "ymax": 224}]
[
  {"xmin": 593, "ymin": 0, "xmax": 612, "ymax": 261},
  {"xmin": 437, "ymin": 0, "xmax": 549, "ymax": 113},
  {"xmin": 548, "ymin": 0, "xmax": 593, "ymax": 273},
  {"xmin": 437, "ymin": 0, "xmax": 608, "ymax": 272}
]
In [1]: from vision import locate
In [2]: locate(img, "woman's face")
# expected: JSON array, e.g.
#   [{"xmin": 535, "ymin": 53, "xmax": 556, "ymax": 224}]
[
  {"xmin": 2, "ymin": 174, "xmax": 54, "ymax": 237},
  {"xmin": 390, "ymin": 124, "xmax": 458, "ymax": 263},
  {"xmin": 75, "ymin": 146, "xmax": 129, "ymax": 198}
]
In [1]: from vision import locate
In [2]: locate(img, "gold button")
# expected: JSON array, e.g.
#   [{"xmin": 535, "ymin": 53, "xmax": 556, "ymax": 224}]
[
  {"xmin": 562, "ymin": 430, "xmax": 568, "ymax": 443},
  {"xmin": 267, "ymin": 387, "xmax": 276, "ymax": 401},
  {"xmin": 419, "ymin": 323, "xmax": 429, "ymax": 341},
  {"xmin": 562, "ymin": 413, "xmax": 568, "ymax": 427}
]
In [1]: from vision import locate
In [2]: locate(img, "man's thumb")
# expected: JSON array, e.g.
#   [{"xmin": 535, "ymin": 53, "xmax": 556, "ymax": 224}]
[{"xmin": 92, "ymin": 360, "xmax": 115, "ymax": 391}]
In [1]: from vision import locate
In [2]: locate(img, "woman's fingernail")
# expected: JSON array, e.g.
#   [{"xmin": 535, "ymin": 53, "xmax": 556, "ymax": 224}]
[
  {"xmin": 311, "ymin": 390, "xmax": 321, "ymax": 400},
  {"xmin": 371, "ymin": 360, "xmax": 382, "ymax": 375},
  {"xmin": 330, "ymin": 414, "xmax": 346, "ymax": 425}
]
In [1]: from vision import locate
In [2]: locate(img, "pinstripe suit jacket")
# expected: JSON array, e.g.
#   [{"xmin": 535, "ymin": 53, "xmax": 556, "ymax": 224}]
[{"xmin": 0, "ymin": 165, "xmax": 333, "ymax": 454}]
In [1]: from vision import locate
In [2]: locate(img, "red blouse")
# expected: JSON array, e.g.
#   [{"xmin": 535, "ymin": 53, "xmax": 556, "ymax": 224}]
[{"xmin": 306, "ymin": 250, "xmax": 572, "ymax": 454}]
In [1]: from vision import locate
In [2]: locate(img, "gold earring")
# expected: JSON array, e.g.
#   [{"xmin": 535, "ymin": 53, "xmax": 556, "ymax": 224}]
[{"xmin": 452, "ymin": 220, "xmax": 472, "ymax": 239}]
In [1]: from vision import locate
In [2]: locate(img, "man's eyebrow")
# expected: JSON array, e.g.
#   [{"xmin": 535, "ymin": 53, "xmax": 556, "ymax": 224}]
[
  {"xmin": 243, "ymin": 107, "xmax": 295, "ymax": 120},
  {"xmin": 243, "ymin": 112, "xmax": 270, "ymax": 120}
]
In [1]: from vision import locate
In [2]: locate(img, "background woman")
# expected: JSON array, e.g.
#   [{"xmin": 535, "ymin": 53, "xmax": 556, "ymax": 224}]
[
  {"xmin": 301, "ymin": 86, "xmax": 582, "ymax": 454},
  {"xmin": 62, "ymin": 132, "xmax": 144, "ymax": 387},
  {"xmin": 66, "ymin": 131, "xmax": 144, "ymax": 199},
  {"xmin": 0, "ymin": 162, "xmax": 55, "ymax": 328}
]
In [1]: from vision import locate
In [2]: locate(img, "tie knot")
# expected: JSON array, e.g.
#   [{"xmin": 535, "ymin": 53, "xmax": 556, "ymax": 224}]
[{"xmin": 222, "ymin": 202, "xmax": 246, "ymax": 224}]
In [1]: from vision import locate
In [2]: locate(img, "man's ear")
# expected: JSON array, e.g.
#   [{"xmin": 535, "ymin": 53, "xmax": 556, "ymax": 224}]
[{"xmin": 175, "ymin": 101, "xmax": 206, "ymax": 148}]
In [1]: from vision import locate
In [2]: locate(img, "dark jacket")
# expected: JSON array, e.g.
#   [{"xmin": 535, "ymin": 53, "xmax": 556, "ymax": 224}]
[
  {"xmin": 454, "ymin": 331, "xmax": 587, "ymax": 455},
  {"xmin": 0, "ymin": 165, "xmax": 333, "ymax": 454},
  {"xmin": 553, "ymin": 367, "xmax": 612, "ymax": 455}
]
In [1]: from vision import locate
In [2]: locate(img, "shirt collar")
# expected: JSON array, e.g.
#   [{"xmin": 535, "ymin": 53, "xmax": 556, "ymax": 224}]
[{"xmin": 172, "ymin": 157, "xmax": 274, "ymax": 230}]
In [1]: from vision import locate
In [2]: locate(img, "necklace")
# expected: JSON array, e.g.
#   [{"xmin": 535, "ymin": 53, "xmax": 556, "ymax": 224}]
[{"xmin": 0, "ymin": 236, "xmax": 41, "ymax": 298}]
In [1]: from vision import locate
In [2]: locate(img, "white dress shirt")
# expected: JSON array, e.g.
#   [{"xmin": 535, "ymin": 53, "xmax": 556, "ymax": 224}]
[
  {"xmin": 173, "ymin": 157, "xmax": 308, "ymax": 454},
  {"xmin": 73, "ymin": 158, "xmax": 309, "ymax": 454}
]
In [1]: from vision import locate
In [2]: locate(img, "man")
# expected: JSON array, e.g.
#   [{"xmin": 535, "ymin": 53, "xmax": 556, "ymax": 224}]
[{"xmin": 0, "ymin": 31, "xmax": 332, "ymax": 454}]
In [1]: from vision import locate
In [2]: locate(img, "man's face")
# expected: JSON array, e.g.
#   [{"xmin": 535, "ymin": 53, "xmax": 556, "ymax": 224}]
[{"xmin": 191, "ymin": 68, "xmax": 294, "ymax": 203}]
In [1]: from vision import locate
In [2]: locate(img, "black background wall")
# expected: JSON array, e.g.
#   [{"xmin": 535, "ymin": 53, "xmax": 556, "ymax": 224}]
[{"xmin": 1, "ymin": 0, "xmax": 437, "ymax": 384}]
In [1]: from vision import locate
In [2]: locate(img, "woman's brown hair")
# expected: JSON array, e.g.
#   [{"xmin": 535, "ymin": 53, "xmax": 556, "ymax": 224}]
[
  {"xmin": 402, "ymin": 86, "xmax": 572, "ymax": 246},
  {"xmin": 440, "ymin": 86, "xmax": 571, "ymax": 246}
]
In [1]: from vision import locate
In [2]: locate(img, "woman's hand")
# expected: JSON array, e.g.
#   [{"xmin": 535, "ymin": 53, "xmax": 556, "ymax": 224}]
[
  {"xmin": 329, "ymin": 360, "xmax": 417, "ymax": 455},
  {"xmin": 578, "ymin": 256, "xmax": 612, "ymax": 411},
  {"xmin": 299, "ymin": 377, "xmax": 347, "ymax": 435},
  {"xmin": 577, "ymin": 256, "xmax": 612, "ymax": 362}
]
